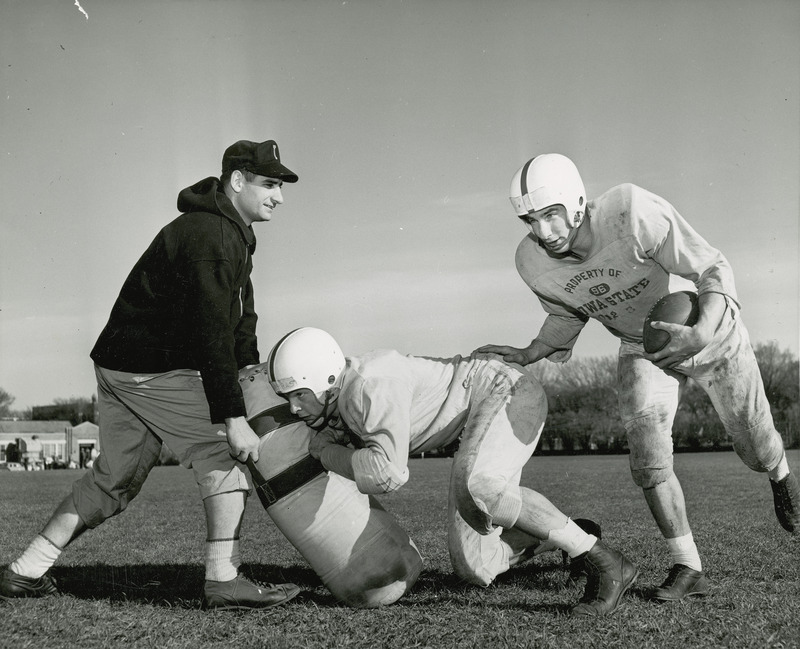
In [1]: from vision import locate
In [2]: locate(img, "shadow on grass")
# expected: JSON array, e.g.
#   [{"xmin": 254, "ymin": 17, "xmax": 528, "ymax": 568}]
[
  {"xmin": 48, "ymin": 563, "xmax": 330, "ymax": 609},
  {"xmin": 399, "ymin": 560, "xmax": 651, "ymax": 614},
  {"xmin": 44, "ymin": 558, "xmax": 651, "ymax": 612}
]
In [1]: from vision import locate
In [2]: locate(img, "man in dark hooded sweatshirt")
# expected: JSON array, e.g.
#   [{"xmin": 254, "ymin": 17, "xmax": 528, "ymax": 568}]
[{"xmin": 0, "ymin": 140, "xmax": 301, "ymax": 610}]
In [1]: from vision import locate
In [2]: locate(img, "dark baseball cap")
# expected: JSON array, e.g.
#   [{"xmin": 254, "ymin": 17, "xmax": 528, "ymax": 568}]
[{"xmin": 221, "ymin": 139, "xmax": 298, "ymax": 183}]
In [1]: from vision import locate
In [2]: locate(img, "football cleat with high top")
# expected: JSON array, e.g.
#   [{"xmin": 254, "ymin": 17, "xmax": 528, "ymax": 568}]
[
  {"xmin": 0, "ymin": 567, "xmax": 59, "ymax": 599},
  {"xmin": 571, "ymin": 540, "xmax": 639, "ymax": 616},
  {"xmin": 771, "ymin": 473, "xmax": 800, "ymax": 535}
]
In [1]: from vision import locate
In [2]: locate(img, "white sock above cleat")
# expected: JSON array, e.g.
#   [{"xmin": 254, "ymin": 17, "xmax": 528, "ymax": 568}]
[
  {"xmin": 666, "ymin": 533, "xmax": 702, "ymax": 572},
  {"xmin": 768, "ymin": 455, "xmax": 790, "ymax": 483},
  {"xmin": 10, "ymin": 535, "xmax": 62, "ymax": 579},
  {"xmin": 205, "ymin": 538, "xmax": 240, "ymax": 582}
]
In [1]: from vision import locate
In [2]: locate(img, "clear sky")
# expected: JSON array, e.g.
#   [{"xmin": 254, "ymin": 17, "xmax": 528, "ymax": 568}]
[{"xmin": 1, "ymin": 0, "xmax": 798, "ymax": 411}]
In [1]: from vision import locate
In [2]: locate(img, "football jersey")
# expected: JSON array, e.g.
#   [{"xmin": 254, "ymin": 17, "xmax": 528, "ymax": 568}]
[
  {"xmin": 515, "ymin": 183, "xmax": 738, "ymax": 359},
  {"xmin": 335, "ymin": 350, "xmax": 476, "ymax": 488}
]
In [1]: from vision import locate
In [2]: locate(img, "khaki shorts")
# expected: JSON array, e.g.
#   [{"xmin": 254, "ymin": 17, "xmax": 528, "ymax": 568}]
[{"xmin": 73, "ymin": 365, "xmax": 250, "ymax": 528}]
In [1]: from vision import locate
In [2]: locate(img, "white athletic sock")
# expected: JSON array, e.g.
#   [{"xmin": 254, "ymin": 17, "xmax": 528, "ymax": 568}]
[
  {"xmin": 546, "ymin": 518, "xmax": 598, "ymax": 559},
  {"xmin": 204, "ymin": 538, "xmax": 240, "ymax": 582},
  {"xmin": 666, "ymin": 533, "xmax": 702, "ymax": 572},
  {"xmin": 768, "ymin": 455, "xmax": 790, "ymax": 482},
  {"xmin": 10, "ymin": 534, "xmax": 62, "ymax": 579}
]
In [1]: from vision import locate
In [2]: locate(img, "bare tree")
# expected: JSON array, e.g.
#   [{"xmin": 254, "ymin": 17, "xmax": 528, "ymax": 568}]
[
  {"xmin": 0, "ymin": 388, "xmax": 15, "ymax": 418},
  {"xmin": 754, "ymin": 342, "xmax": 800, "ymax": 448},
  {"xmin": 32, "ymin": 396, "xmax": 97, "ymax": 425},
  {"xmin": 526, "ymin": 343, "xmax": 799, "ymax": 453},
  {"xmin": 532, "ymin": 356, "xmax": 621, "ymax": 451},
  {"xmin": 755, "ymin": 342, "xmax": 799, "ymax": 409}
]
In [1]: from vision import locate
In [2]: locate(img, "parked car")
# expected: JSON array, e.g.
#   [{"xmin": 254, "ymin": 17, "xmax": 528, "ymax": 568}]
[{"xmin": 0, "ymin": 462, "xmax": 25, "ymax": 471}]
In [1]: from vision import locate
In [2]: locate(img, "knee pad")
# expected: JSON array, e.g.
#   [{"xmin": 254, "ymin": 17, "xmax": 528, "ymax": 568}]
[
  {"xmin": 624, "ymin": 410, "xmax": 675, "ymax": 489},
  {"xmin": 630, "ymin": 464, "xmax": 674, "ymax": 489},
  {"xmin": 730, "ymin": 422, "xmax": 785, "ymax": 473},
  {"xmin": 448, "ymin": 524, "xmax": 509, "ymax": 588},
  {"xmin": 732, "ymin": 439, "xmax": 768, "ymax": 472},
  {"xmin": 456, "ymin": 472, "xmax": 521, "ymax": 534}
]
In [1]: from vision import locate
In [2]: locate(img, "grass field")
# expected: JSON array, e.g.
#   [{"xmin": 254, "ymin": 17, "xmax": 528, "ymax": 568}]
[{"xmin": 1, "ymin": 451, "xmax": 798, "ymax": 649}]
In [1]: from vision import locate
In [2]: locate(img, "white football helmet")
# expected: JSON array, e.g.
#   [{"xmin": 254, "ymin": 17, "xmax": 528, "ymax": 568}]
[
  {"xmin": 509, "ymin": 153, "xmax": 586, "ymax": 227},
  {"xmin": 267, "ymin": 327, "xmax": 345, "ymax": 397}
]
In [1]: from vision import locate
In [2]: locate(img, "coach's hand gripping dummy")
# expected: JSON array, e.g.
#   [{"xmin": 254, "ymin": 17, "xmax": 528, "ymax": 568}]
[
  {"xmin": 237, "ymin": 364, "xmax": 422, "ymax": 608},
  {"xmin": 267, "ymin": 328, "xmax": 640, "ymax": 616},
  {"xmin": 478, "ymin": 153, "xmax": 799, "ymax": 602}
]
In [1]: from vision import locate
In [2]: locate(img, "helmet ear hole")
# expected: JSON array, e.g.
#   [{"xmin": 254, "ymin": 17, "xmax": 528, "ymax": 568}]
[
  {"xmin": 267, "ymin": 327, "xmax": 346, "ymax": 396},
  {"xmin": 509, "ymin": 154, "xmax": 586, "ymax": 223}
]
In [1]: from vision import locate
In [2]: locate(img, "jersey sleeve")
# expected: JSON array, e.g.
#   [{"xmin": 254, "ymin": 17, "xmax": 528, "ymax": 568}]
[
  {"xmin": 514, "ymin": 237, "xmax": 589, "ymax": 363},
  {"xmin": 348, "ymin": 377, "xmax": 411, "ymax": 494},
  {"xmin": 351, "ymin": 448, "xmax": 408, "ymax": 494},
  {"xmin": 534, "ymin": 297, "xmax": 589, "ymax": 363},
  {"xmin": 636, "ymin": 188, "xmax": 739, "ymax": 303}
]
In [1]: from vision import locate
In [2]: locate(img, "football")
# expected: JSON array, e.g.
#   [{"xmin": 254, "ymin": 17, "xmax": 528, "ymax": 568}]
[{"xmin": 643, "ymin": 291, "xmax": 700, "ymax": 353}]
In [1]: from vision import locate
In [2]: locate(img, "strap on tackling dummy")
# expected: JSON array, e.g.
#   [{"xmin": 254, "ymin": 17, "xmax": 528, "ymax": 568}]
[
  {"xmin": 245, "ymin": 403, "xmax": 326, "ymax": 507},
  {"xmin": 247, "ymin": 455, "xmax": 325, "ymax": 508}
]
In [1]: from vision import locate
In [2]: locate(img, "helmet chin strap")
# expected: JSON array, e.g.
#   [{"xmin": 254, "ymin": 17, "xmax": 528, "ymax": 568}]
[
  {"xmin": 308, "ymin": 390, "xmax": 345, "ymax": 432},
  {"xmin": 571, "ymin": 211, "xmax": 583, "ymax": 227}
]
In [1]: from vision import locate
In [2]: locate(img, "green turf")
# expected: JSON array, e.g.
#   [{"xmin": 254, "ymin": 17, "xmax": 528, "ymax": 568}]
[{"xmin": 1, "ymin": 452, "xmax": 798, "ymax": 649}]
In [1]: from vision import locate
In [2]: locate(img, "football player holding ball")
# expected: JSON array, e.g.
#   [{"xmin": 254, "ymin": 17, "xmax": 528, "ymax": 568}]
[{"xmin": 478, "ymin": 153, "xmax": 799, "ymax": 602}]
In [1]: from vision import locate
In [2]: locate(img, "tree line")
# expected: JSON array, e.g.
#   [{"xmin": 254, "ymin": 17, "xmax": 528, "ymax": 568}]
[
  {"xmin": 526, "ymin": 341, "xmax": 799, "ymax": 454},
  {"xmin": 0, "ymin": 392, "xmax": 96, "ymax": 426},
  {"xmin": 2, "ymin": 341, "xmax": 797, "ymax": 455}
]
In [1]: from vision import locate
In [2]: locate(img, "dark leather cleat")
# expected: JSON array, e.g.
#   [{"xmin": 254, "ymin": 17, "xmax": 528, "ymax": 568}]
[
  {"xmin": 571, "ymin": 540, "xmax": 639, "ymax": 616},
  {"xmin": 0, "ymin": 567, "xmax": 59, "ymax": 599},
  {"xmin": 564, "ymin": 518, "xmax": 602, "ymax": 583},
  {"xmin": 771, "ymin": 473, "xmax": 800, "ymax": 535},
  {"xmin": 203, "ymin": 573, "xmax": 300, "ymax": 610},
  {"xmin": 651, "ymin": 563, "xmax": 709, "ymax": 602}
]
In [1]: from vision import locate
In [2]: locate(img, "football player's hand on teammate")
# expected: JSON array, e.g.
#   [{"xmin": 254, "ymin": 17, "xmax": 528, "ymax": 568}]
[
  {"xmin": 474, "ymin": 344, "xmax": 535, "ymax": 365},
  {"xmin": 308, "ymin": 427, "xmax": 350, "ymax": 460},
  {"xmin": 643, "ymin": 321, "xmax": 711, "ymax": 369},
  {"xmin": 224, "ymin": 416, "xmax": 260, "ymax": 463},
  {"xmin": 475, "ymin": 338, "xmax": 557, "ymax": 366}
]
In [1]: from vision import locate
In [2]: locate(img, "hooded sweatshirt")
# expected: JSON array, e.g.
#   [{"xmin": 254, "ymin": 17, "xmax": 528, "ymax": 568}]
[{"xmin": 90, "ymin": 177, "xmax": 259, "ymax": 423}]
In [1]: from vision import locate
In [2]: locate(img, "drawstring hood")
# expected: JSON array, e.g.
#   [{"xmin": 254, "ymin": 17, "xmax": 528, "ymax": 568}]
[
  {"xmin": 177, "ymin": 177, "xmax": 257, "ymax": 253},
  {"xmin": 91, "ymin": 175, "xmax": 261, "ymax": 423}
]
